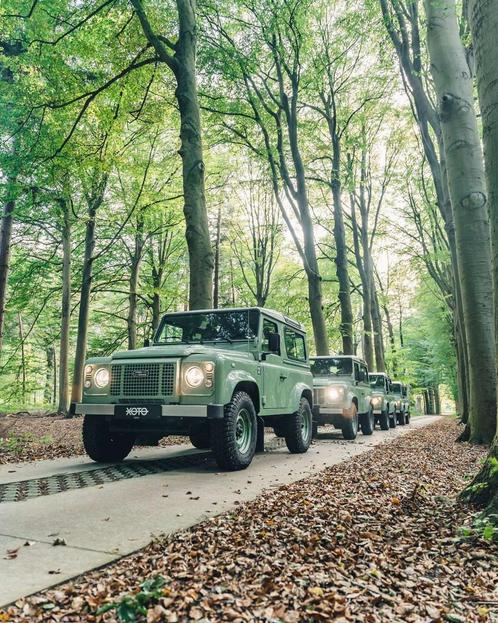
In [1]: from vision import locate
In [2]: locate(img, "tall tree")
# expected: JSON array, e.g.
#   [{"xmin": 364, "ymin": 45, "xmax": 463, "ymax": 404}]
[
  {"xmin": 424, "ymin": 0, "xmax": 496, "ymax": 443},
  {"xmin": 464, "ymin": 0, "xmax": 498, "ymax": 516},
  {"xmin": 131, "ymin": 0, "xmax": 214, "ymax": 310}
]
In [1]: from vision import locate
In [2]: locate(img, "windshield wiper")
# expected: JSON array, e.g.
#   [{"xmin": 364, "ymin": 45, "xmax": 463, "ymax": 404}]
[{"xmin": 206, "ymin": 336, "xmax": 233, "ymax": 344}]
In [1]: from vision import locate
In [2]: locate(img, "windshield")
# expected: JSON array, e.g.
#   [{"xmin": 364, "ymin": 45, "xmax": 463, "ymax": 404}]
[
  {"xmin": 310, "ymin": 357, "xmax": 352, "ymax": 377},
  {"xmin": 370, "ymin": 374, "xmax": 385, "ymax": 389},
  {"xmin": 392, "ymin": 382, "xmax": 402, "ymax": 393},
  {"xmin": 155, "ymin": 309, "xmax": 260, "ymax": 345}
]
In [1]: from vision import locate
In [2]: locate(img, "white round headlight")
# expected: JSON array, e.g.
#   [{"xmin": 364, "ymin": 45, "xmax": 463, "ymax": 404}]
[
  {"xmin": 185, "ymin": 365, "xmax": 205, "ymax": 388},
  {"xmin": 327, "ymin": 387, "xmax": 341, "ymax": 401},
  {"xmin": 94, "ymin": 368, "xmax": 110, "ymax": 388}
]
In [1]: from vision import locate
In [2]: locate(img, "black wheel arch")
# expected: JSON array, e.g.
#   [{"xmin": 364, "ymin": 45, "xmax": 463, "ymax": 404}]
[{"xmin": 233, "ymin": 381, "xmax": 260, "ymax": 413}]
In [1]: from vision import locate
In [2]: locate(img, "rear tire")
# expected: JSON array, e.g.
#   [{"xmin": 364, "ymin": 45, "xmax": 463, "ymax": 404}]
[
  {"xmin": 360, "ymin": 407, "xmax": 375, "ymax": 436},
  {"xmin": 379, "ymin": 409, "xmax": 390, "ymax": 431},
  {"xmin": 189, "ymin": 421, "xmax": 211, "ymax": 449},
  {"xmin": 406, "ymin": 412, "xmax": 411, "ymax": 424},
  {"xmin": 210, "ymin": 391, "xmax": 257, "ymax": 471},
  {"xmin": 83, "ymin": 415, "xmax": 135, "ymax": 463},
  {"xmin": 284, "ymin": 397, "xmax": 313, "ymax": 453},
  {"xmin": 398, "ymin": 410, "xmax": 407, "ymax": 426},
  {"xmin": 341, "ymin": 403, "xmax": 359, "ymax": 440}
]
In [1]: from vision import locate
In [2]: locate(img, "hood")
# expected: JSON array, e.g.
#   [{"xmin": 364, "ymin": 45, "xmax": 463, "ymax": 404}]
[
  {"xmin": 112, "ymin": 344, "xmax": 221, "ymax": 360},
  {"xmin": 112, "ymin": 344, "xmax": 255, "ymax": 361},
  {"xmin": 312, "ymin": 377, "xmax": 350, "ymax": 388}
]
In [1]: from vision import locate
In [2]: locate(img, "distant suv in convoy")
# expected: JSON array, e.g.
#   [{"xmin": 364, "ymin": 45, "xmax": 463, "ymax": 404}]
[
  {"xmin": 392, "ymin": 381, "xmax": 411, "ymax": 425},
  {"xmin": 75, "ymin": 307, "xmax": 314, "ymax": 471},
  {"xmin": 369, "ymin": 372, "xmax": 396, "ymax": 430},
  {"xmin": 310, "ymin": 356, "xmax": 374, "ymax": 440}
]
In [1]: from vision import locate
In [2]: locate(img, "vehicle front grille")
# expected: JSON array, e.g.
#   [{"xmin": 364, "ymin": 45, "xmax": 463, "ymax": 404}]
[
  {"xmin": 110, "ymin": 362, "xmax": 176, "ymax": 398},
  {"xmin": 314, "ymin": 388, "xmax": 326, "ymax": 405}
]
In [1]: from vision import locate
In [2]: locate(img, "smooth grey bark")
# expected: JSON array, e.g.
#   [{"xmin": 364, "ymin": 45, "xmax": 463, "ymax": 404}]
[
  {"xmin": 371, "ymin": 283, "xmax": 386, "ymax": 373},
  {"xmin": 70, "ymin": 175, "xmax": 107, "ymax": 406},
  {"xmin": 213, "ymin": 206, "xmax": 221, "ymax": 309},
  {"xmin": 351, "ymin": 195, "xmax": 374, "ymax": 370},
  {"xmin": 424, "ymin": 0, "xmax": 496, "ymax": 443},
  {"xmin": 18, "ymin": 312, "xmax": 26, "ymax": 403},
  {"xmin": 127, "ymin": 215, "xmax": 144, "ymax": 350},
  {"xmin": 58, "ymin": 199, "xmax": 71, "ymax": 414},
  {"xmin": 131, "ymin": 0, "xmax": 213, "ymax": 310},
  {"xmin": 0, "ymin": 191, "xmax": 15, "ymax": 358},
  {"xmin": 331, "ymin": 145, "xmax": 354, "ymax": 354},
  {"xmin": 464, "ymin": 0, "xmax": 498, "ymax": 513},
  {"xmin": 379, "ymin": 0, "xmax": 470, "ymax": 422}
]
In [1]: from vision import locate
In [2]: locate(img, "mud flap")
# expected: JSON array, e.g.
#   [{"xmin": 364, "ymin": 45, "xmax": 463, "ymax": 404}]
[{"xmin": 256, "ymin": 416, "xmax": 265, "ymax": 452}]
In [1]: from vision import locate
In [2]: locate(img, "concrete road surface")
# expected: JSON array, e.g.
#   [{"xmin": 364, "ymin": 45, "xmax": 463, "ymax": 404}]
[{"xmin": 0, "ymin": 415, "xmax": 441, "ymax": 605}]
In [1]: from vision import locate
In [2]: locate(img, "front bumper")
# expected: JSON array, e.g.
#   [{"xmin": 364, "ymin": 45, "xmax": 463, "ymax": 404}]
[{"xmin": 75, "ymin": 403, "xmax": 224, "ymax": 419}]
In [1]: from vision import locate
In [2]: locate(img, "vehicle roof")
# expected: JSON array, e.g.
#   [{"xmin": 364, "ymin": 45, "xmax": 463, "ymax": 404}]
[
  {"xmin": 310, "ymin": 355, "xmax": 368, "ymax": 366},
  {"xmin": 161, "ymin": 307, "xmax": 305, "ymax": 331},
  {"xmin": 369, "ymin": 372, "xmax": 389, "ymax": 377}
]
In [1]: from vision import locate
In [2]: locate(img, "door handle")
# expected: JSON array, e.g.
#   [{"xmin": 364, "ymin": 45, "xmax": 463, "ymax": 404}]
[{"xmin": 280, "ymin": 374, "xmax": 288, "ymax": 380}]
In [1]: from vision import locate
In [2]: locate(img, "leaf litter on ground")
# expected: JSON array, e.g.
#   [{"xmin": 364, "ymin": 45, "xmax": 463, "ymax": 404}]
[{"xmin": 2, "ymin": 418, "xmax": 497, "ymax": 622}]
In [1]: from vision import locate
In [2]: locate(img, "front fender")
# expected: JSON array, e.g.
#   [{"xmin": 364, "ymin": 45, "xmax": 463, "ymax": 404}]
[
  {"xmin": 222, "ymin": 369, "xmax": 259, "ymax": 404},
  {"xmin": 291, "ymin": 382, "xmax": 314, "ymax": 412}
]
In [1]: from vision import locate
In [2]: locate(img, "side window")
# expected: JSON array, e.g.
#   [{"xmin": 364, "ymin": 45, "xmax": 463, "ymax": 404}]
[
  {"xmin": 361, "ymin": 364, "xmax": 368, "ymax": 383},
  {"xmin": 354, "ymin": 362, "xmax": 360, "ymax": 381},
  {"xmin": 284, "ymin": 328, "xmax": 306, "ymax": 362},
  {"xmin": 262, "ymin": 318, "xmax": 278, "ymax": 351}
]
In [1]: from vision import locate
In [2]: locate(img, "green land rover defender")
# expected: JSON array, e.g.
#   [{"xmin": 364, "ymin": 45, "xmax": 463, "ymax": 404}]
[{"xmin": 75, "ymin": 307, "xmax": 314, "ymax": 471}]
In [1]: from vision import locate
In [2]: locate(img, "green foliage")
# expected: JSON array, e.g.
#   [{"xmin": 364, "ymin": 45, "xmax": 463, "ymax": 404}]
[{"xmin": 96, "ymin": 575, "xmax": 166, "ymax": 622}]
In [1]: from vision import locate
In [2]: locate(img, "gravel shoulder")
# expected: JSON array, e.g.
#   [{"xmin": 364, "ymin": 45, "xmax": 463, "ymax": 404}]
[
  {"xmin": 0, "ymin": 414, "xmax": 184, "ymax": 464},
  {"xmin": 2, "ymin": 417, "xmax": 496, "ymax": 623}
]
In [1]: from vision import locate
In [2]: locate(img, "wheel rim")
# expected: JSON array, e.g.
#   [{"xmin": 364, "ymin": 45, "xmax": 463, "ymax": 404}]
[
  {"xmin": 235, "ymin": 408, "xmax": 252, "ymax": 454},
  {"xmin": 301, "ymin": 407, "xmax": 311, "ymax": 442}
]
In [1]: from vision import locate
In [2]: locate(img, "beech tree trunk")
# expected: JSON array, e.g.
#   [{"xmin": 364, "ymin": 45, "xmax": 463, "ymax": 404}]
[
  {"xmin": 379, "ymin": 0, "xmax": 470, "ymax": 423},
  {"xmin": 371, "ymin": 283, "xmax": 385, "ymax": 372},
  {"xmin": 175, "ymin": 0, "xmax": 213, "ymax": 309},
  {"xmin": 465, "ymin": 0, "xmax": 498, "ymax": 514},
  {"xmin": 425, "ymin": 0, "xmax": 496, "ymax": 443},
  {"xmin": 132, "ymin": 0, "xmax": 213, "ymax": 310},
  {"xmin": 0, "ymin": 191, "xmax": 15, "ymax": 358},
  {"xmin": 58, "ymin": 200, "xmax": 71, "ymax": 414},
  {"xmin": 213, "ymin": 206, "xmax": 221, "ymax": 309},
  {"xmin": 70, "ymin": 178, "xmax": 106, "ymax": 407},
  {"xmin": 127, "ymin": 216, "xmax": 144, "ymax": 350},
  {"xmin": 331, "ymin": 142, "xmax": 353, "ymax": 354}
]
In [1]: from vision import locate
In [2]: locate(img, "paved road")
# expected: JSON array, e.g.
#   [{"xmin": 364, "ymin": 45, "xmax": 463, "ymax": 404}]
[{"xmin": 0, "ymin": 415, "xmax": 441, "ymax": 605}]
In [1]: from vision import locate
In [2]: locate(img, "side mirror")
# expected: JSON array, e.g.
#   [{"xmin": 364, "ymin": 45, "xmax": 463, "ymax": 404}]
[
  {"xmin": 143, "ymin": 338, "xmax": 150, "ymax": 348},
  {"xmin": 268, "ymin": 332, "xmax": 281, "ymax": 353}
]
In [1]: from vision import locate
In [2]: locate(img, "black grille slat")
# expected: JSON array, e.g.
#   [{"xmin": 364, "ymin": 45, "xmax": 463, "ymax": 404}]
[
  {"xmin": 123, "ymin": 363, "xmax": 160, "ymax": 396},
  {"xmin": 110, "ymin": 362, "xmax": 176, "ymax": 398},
  {"xmin": 162, "ymin": 363, "xmax": 175, "ymax": 395},
  {"xmin": 110, "ymin": 365, "xmax": 122, "ymax": 396}
]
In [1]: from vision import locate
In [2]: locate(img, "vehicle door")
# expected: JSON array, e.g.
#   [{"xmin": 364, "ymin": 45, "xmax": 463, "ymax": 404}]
[
  {"xmin": 356, "ymin": 363, "xmax": 370, "ymax": 413},
  {"xmin": 260, "ymin": 316, "xmax": 286, "ymax": 409},
  {"xmin": 282, "ymin": 326, "xmax": 309, "ymax": 413}
]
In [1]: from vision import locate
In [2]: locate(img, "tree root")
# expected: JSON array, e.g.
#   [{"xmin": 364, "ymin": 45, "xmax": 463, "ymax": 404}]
[
  {"xmin": 456, "ymin": 422, "xmax": 471, "ymax": 442},
  {"xmin": 460, "ymin": 440, "xmax": 498, "ymax": 517}
]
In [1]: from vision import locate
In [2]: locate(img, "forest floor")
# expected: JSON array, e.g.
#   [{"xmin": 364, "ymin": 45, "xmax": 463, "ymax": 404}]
[
  {"xmin": 1, "ymin": 418, "xmax": 496, "ymax": 623},
  {"xmin": 0, "ymin": 413, "xmax": 184, "ymax": 464}
]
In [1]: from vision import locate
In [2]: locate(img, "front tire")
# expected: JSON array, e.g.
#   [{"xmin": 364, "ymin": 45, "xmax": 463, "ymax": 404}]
[
  {"xmin": 189, "ymin": 421, "xmax": 211, "ymax": 449},
  {"xmin": 379, "ymin": 409, "xmax": 390, "ymax": 431},
  {"xmin": 83, "ymin": 415, "xmax": 135, "ymax": 463},
  {"xmin": 210, "ymin": 391, "xmax": 257, "ymax": 471},
  {"xmin": 360, "ymin": 407, "xmax": 375, "ymax": 436},
  {"xmin": 389, "ymin": 408, "xmax": 397, "ymax": 428},
  {"xmin": 397, "ymin": 410, "xmax": 407, "ymax": 426},
  {"xmin": 341, "ymin": 403, "xmax": 359, "ymax": 440},
  {"xmin": 284, "ymin": 397, "xmax": 313, "ymax": 453}
]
